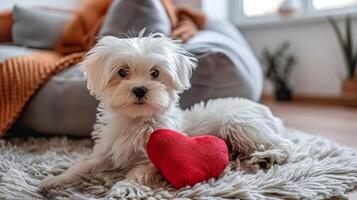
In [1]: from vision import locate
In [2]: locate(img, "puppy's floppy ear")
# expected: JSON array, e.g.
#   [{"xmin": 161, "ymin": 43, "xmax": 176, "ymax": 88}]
[
  {"xmin": 171, "ymin": 41, "xmax": 198, "ymax": 93},
  {"xmin": 80, "ymin": 36, "xmax": 118, "ymax": 97}
]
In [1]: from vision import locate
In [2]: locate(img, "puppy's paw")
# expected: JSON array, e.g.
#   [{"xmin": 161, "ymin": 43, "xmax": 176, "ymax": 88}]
[
  {"xmin": 142, "ymin": 171, "xmax": 163, "ymax": 188},
  {"xmin": 39, "ymin": 175, "xmax": 71, "ymax": 192},
  {"xmin": 108, "ymin": 181, "xmax": 148, "ymax": 199},
  {"xmin": 250, "ymin": 149, "xmax": 288, "ymax": 169},
  {"xmin": 125, "ymin": 163, "xmax": 163, "ymax": 189},
  {"xmin": 128, "ymin": 170, "xmax": 163, "ymax": 189}
]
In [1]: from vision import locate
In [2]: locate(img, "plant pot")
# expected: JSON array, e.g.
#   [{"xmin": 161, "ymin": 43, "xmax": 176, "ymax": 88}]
[
  {"xmin": 275, "ymin": 87, "xmax": 292, "ymax": 101},
  {"xmin": 342, "ymin": 79, "xmax": 357, "ymax": 106}
]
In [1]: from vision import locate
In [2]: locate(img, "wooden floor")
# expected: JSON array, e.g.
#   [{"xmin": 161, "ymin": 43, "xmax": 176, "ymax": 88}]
[
  {"xmin": 262, "ymin": 100, "xmax": 357, "ymax": 148},
  {"xmin": 262, "ymin": 100, "xmax": 357, "ymax": 199}
]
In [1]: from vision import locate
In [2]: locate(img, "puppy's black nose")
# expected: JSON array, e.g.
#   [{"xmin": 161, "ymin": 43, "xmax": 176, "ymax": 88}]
[{"xmin": 132, "ymin": 86, "xmax": 147, "ymax": 98}]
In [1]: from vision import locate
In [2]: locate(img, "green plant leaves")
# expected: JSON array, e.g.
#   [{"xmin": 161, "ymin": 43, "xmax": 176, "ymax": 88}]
[
  {"xmin": 261, "ymin": 42, "xmax": 297, "ymax": 90},
  {"xmin": 328, "ymin": 15, "xmax": 356, "ymax": 79}
]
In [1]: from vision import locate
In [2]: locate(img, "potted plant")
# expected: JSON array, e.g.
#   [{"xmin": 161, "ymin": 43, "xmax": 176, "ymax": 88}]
[
  {"xmin": 328, "ymin": 15, "xmax": 357, "ymax": 106},
  {"xmin": 261, "ymin": 42, "xmax": 297, "ymax": 101}
]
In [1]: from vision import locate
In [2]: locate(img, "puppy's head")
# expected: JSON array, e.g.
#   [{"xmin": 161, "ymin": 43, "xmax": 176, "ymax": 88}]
[{"xmin": 80, "ymin": 33, "xmax": 197, "ymax": 118}]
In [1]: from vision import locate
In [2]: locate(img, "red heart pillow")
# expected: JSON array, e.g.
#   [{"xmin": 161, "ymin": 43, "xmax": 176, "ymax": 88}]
[{"xmin": 146, "ymin": 129, "xmax": 229, "ymax": 189}]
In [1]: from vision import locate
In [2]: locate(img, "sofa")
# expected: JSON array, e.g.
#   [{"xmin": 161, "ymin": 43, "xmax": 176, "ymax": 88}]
[{"xmin": 1, "ymin": 1, "xmax": 262, "ymax": 136}]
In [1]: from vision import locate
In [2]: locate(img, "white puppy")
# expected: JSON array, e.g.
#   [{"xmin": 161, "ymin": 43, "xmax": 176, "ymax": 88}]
[{"xmin": 40, "ymin": 32, "xmax": 292, "ymax": 191}]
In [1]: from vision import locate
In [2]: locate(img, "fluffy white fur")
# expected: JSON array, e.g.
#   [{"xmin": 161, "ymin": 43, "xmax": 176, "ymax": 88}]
[{"xmin": 40, "ymin": 32, "xmax": 293, "ymax": 191}]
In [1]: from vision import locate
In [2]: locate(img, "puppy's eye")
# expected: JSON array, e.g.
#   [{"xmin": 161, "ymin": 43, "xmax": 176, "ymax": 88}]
[
  {"xmin": 151, "ymin": 69, "xmax": 160, "ymax": 78},
  {"xmin": 118, "ymin": 68, "xmax": 129, "ymax": 78}
]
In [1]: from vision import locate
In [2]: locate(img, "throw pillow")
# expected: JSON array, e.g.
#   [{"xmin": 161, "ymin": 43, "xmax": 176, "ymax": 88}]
[
  {"xmin": 12, "ymin": 5, "xmax": 71, "ymax": 49},
  {"xmin": 99, "ymin": 0, "xmax": 171, "ymax": 37}
]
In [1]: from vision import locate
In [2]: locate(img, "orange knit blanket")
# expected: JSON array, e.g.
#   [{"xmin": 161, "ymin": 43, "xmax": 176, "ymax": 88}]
[
  {"xmin": 0, "ymin": 0, "xmax": 206, "ymax": 136},
  {"xmin": 0, "ymin": 52, "xmax": 85, "ymax": 135}
]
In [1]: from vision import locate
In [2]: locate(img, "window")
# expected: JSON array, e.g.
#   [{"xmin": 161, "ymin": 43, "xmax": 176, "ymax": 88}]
[
  {"xmin": 232, "ymin": 0, "xmax": 357, "ymax": 27},
  {"xmin": 243, "ymin": 0, "xmax": 284, "ymax": 17},
  {"xmin": 313, "ymin": 0, "xmax": 357, "ymax": 10}
]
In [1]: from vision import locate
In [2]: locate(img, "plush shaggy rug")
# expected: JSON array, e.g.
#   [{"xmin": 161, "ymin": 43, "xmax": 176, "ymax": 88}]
[{"xmin": 0, "ymin": 129, "xmax": 357, "ymax": 200}]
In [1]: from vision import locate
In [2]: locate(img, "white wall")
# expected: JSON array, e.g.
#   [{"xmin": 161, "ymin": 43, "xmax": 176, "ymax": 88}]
[{"xmin": 240, "ymin": 20, "xmax": 355, "ymax": 97}]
